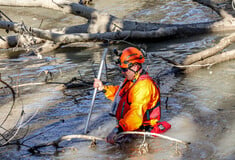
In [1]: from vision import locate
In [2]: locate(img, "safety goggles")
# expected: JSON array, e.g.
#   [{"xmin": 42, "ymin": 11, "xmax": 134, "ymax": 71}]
[{"xmin": 120, "ymin": 67, "xmax": 128, "ymax": 73}]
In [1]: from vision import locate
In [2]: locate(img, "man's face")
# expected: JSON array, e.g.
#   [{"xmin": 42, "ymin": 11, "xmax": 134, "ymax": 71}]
[{"xmin": 121, "ymin": 65, "xmax": 137, "ymax": 80}]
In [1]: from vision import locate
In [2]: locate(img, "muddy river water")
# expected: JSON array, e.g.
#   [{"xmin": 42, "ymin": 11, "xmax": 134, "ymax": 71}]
[{"xmin": 0, "ymin": 0, "xmax": 235, "ymax": 160}]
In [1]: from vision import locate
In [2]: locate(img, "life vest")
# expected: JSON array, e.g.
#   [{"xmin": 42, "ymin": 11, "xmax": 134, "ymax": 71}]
[{"xmin": 115, "ymin": 73, "xmax": 161, "ymax": 129}]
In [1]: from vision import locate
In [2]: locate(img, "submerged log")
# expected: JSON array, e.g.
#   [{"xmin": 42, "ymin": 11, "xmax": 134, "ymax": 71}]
[
  {"xmin": 183, "ymin": 32, "xmax": 235, "ymax": 65},
  {"xmin": 182, "ymin": 49, "xmax": 235, "ymax": 73}
]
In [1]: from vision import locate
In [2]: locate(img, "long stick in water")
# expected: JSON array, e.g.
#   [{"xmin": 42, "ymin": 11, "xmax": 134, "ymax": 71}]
[
  {"xmin": 84, "ymin": 48, "xmax": 108, "ymax": 134},
  {"xmin": 117, "ymin": 131, "xmax": 190, "ymax": 145}
]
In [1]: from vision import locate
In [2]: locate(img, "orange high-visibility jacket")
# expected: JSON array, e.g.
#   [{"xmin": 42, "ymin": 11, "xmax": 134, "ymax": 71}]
[{"xmin": 103, "ymin": 72, "xmax": 161, "ymax": 131}]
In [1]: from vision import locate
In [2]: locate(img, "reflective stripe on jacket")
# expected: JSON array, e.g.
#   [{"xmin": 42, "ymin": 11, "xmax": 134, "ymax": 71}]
[{"xmin": 104, "ymin": 72, "xmax": 161, "ymax": 131}]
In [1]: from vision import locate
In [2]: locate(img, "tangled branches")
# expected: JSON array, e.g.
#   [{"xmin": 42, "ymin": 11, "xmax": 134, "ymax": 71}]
[{"xmin": 0, "ymin": 73, "xmax": 17, "ymax": 145}]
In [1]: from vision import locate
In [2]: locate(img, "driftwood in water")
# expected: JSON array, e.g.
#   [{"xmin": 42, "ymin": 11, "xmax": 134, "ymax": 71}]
[
  {"xmin": 177, "ymin": 1, "xmax": 235, "ymax": 73},
  {"xmin": 0, "ymin": 1, "xmax": 234, "ymax": 45},
  {"xmin": 0, "ymin": 0, "xmax": 234, "ymax": 72},
  {"xmin": 23, "ymin": 131, "xmax": 188, "ymax": 155},
  {"xmin": 172, "ymin": 32, "xmax": 235, "ymax": 73}
]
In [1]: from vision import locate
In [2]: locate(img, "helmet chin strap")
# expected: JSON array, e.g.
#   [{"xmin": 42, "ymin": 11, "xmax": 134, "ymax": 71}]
[{"xmin": 129, "ymin": 64, "xmax": 142, "ymax": 74}]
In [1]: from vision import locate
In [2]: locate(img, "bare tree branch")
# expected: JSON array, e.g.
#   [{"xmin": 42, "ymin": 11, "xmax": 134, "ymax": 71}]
[{"xmin": 183, "ymin": 32, "xmax": 235, "ymax": 65}]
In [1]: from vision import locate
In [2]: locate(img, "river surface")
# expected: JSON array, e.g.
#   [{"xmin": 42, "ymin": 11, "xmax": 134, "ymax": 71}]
[{"xmin": 0, "ymin": 0, "xmax": 235, "ymax": 160}]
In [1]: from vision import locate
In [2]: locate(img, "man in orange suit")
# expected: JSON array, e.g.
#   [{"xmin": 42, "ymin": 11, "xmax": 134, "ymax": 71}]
[{"xmin": 94, "ymin": 47, "xmax": 171, "ymax": 144}]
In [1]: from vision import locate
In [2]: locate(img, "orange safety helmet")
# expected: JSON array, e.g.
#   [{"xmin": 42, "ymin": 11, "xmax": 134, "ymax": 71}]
[{"xmin": 119, "ymin": 47, "xmax": 145, "ymax": 68}]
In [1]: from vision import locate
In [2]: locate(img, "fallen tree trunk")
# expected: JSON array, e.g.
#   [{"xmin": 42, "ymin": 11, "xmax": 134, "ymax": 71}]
[
  {"xmin": 1, "ymin": 19, "xmax": 235, "ymax": 44},
  {"xmin": 0, "ymin": 0, "xmax": 235, "ymax": 44},
  {"xmin": 1, "ymin": 0, "xmax": 235, "ymax": 35},
  {"xmin": 0, "ymin": 35, "xmax": 44, "ymax": 49},
  {"xmin": 0, "ymin": 0, "xmax": 234, "ymax": 73},
  {"xmin": 179, "ymin": 50, "xmax": 235, "ymax": 73},
  {"xmin": 151, "ymin": 31, "xmax": 235, "ymax": 73},
  {"xmin": 183, "ymin": 32, "xmax": 235, "ymax": 65}
]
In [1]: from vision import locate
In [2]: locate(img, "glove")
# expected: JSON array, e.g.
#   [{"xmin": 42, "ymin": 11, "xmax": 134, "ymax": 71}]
[{"xmin": 106, "ymin": 126, "xmax": 122, "ymax": 144}]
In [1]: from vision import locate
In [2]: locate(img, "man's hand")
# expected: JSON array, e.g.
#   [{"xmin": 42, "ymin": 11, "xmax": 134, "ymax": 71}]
[
  {"xmin": 93, "ymin": 78, "xmax": 104, "ymax": 91},
  {"xmin": 106, "ymin": 127, "xmax": 119, "ymax": 144}
]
